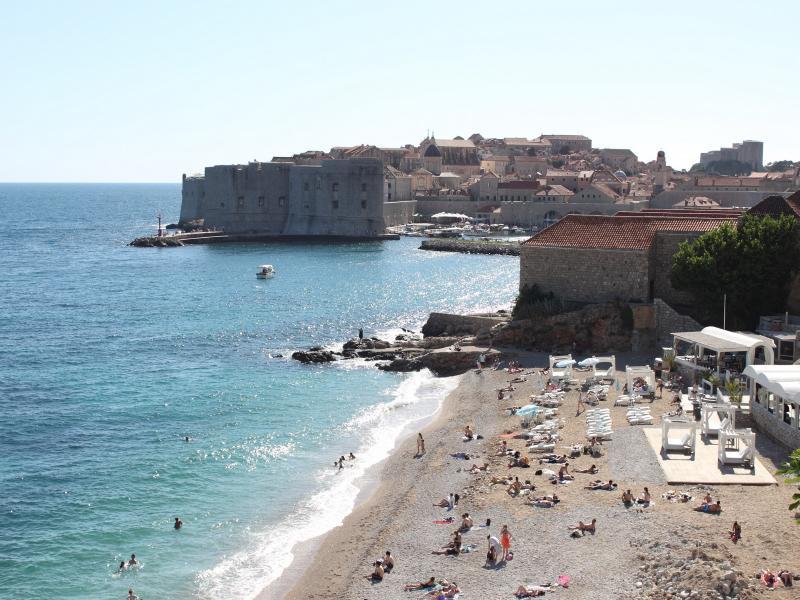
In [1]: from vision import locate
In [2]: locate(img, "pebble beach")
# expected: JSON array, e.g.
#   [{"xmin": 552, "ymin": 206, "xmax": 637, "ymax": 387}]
[{"xmin": 278, "ymin": 352, "xmax": 800, "ymax": 600}]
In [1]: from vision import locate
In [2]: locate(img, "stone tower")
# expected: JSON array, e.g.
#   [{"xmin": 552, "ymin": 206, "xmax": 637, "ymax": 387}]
[{"xmin": 653, "ymin": 150, "xmax": 669, "ymax": 195}]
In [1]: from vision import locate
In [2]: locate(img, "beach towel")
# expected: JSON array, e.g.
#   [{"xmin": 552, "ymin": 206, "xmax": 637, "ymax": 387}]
[
  {"xmin": 460, "ymin": 543, "xmax": 478, "ymax": 554},
  {"xmin": 499, "ymin": 432, "xmax": 520, "ymax": 439}
]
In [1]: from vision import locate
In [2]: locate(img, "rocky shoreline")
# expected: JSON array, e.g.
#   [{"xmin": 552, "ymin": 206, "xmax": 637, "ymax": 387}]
[
  {"xmin": 291, "ymin": 312, "xmax": 508, "ymax": 376},
  {"xmin": 419, "ymin": 238, "xmax": 521, "ymax": 255}
]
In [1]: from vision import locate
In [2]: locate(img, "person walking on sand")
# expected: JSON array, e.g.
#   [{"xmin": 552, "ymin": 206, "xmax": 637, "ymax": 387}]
[
  {"xmin": 500, "ymin": 524, "xmax": 513, "ymax": 561},
  {"xmin": 729, "ymin": 521, "xmax": 741, "ymax": 543},
  {"xmin": 576, "ymin": 392, "xmax": 586, "ymax": 416},
  {"xmin": 417, "ymin": 433, "xmax": 425, "ymax": 456}
]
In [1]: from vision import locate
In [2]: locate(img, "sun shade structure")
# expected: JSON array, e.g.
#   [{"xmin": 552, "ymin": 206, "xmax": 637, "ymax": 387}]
[
  {"xmin": 661, "ymin": 417, "xmax": 697, "ymax": 456},
  {"xmin": 626, "ymin": 366, "xmax": 655, "ymax": 396},
  {"xmin": 549, "ymin": 354, "xmax": 573, "ymax": 382},
  {"xmin": 700, "ymin": 404, "xmax": 736, "ymax": 438},
  {"xmin": 742, "ymin": 365, "xmax": 800, "ymax": 445},
  {"xmin": 718, "ymin": 429, "xmax": 755, "ymax": 468},
  {"xmin": 591, "ymin": 356, "xmax": 616, "ymax": 381}
]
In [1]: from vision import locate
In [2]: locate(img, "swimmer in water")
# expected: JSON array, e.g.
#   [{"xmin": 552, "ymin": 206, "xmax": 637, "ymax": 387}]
[
  {"xmin": 127, "ymin": 553, "xmax": 138, "ymax": 567},
  {"xmin": 174, "ymin": 517, "xmax": 183, "ymax": 530},
  {"xmin": 349, "ymin": 452, "xmax": 356, "ymax": 460},
  {"xmin": 118, "ymin": 561, "xmax": 126, "ymax": 572},
  {"xmin": 184, "ymin": 436, "xmax": 190, "ymax": 442},
  {"xmin": 128, "ymin": 589, "xmax": 139, "ymax": 600}
]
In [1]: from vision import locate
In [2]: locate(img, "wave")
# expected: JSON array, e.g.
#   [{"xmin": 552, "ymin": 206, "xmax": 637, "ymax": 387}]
[{"xmin": 194, "ymin": 370, "xmax": 459, "ymax": 599}]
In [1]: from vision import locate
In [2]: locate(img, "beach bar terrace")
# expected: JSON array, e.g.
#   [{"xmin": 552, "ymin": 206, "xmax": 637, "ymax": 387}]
[{"xmin": 671, "ymin": 326, "xmax": 775, "ymax": 382}]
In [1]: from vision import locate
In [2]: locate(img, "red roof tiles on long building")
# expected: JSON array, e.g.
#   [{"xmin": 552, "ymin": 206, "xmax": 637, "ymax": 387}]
[{"xmin": 522, "ymin": 214, "xmax": 739, "ymax": 250}]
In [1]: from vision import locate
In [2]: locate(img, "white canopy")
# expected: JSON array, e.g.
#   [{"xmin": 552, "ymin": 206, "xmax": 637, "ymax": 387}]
[
  {"xmin": 626, "ymin": 365, "xmax": 655, "ymax": 393},
  {"xmin": 673, "ymin": 326, "xmax": 775, "ymax": 365},
  {"xmin": 743, "ymin": 365, "xmax": 800, "ymax": 403}
]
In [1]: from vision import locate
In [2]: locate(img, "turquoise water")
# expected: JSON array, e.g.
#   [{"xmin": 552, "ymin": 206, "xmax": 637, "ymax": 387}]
[{"xmin": 0, "ymin": 184, "xmax": 518, "ymax": 599}]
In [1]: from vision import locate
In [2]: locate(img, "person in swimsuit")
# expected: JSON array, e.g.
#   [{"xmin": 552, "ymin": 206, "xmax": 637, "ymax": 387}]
[
  {"xmin": 404, "ymin": 577, "xmax": 436, "ymax": 591},
  {"xmin": 729, "ymin": 521, "xmax": 741, "ymax": 543},
  {"xmin": 383, "ymin": 551, "xmax": 394, "ymax": 572},
  {"xmin": 174, "ymin": 517, "xmax": 183, "ymax": 529},
  {"xmin": 621, "ymin": 489, "xmax": 634, "ymax": 507},
  {"xmin": 568, "ymin": 519, "xmax": 596, "ymax": 534},
  {"xmin": 500, "ymin": 524, "xmax": 513, "ymax": 561},
  {"xmin": 127, "ymin": 554, "xmax": 138, "ymax": 567},
  {"xmin": 417, "ymin": 433, "xmax": 425, "ymax": 456}
]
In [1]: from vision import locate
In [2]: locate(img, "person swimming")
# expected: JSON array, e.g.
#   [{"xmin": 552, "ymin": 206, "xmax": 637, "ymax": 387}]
[
  {"xmin": 174, "ymin": 517, "xmax": 183, "ymax": 530},
  {"xmin": 127, "ymin": 553, "xmax": 138, "ymax": 567}
]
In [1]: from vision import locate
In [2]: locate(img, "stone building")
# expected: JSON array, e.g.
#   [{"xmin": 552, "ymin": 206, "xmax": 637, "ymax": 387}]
[
  {"xmin": 469, "ymin": 171, "xmax": 499, "ymax": 203},
  {"xmin": 700, "ymin": 140, "xmax": 763, "ymax": 171},
  {"xmin": 497, "ymin": 180, "xmax": 541, "ymax": 202},
  {"xmin": 384, "ymin": 165, "xmax": 412, "ymax": 202},
  {"xmin": 599, "ymin": 148, "xmax": 638, "ymax": 173},
  {"xmin": 511, "ymin": 155, "xmax": 550, "ymax": 178},
  {"xmin": 540, "ymin": 134, "xmax": 592, "ymax": 154},
  {"xmin": 411, "ymin": 168, "xmax": 434, "ymax": 192},
  {"xmin": 519, "ymin": 210, "xmax": 742, "ymax": 305},
  {"xmin": 545, "ymin": 170, "xmax": 581, "ymax": 192},
  {"xmin": 420, "ymin": 137, "xmax": 481, "ymax": 176},
  {"xmin": 179, "ymin": 158, "xmax": 411, "ymax": 237}
]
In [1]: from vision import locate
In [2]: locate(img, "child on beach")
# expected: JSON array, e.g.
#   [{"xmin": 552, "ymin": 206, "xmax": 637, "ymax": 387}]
[
  {"xmin": 500, "ymin": 525, "xmax": 513, "ymax": 561},
  {"xmin": 417, "ymin": 433, "xmax": 425, "ymax": 456}
]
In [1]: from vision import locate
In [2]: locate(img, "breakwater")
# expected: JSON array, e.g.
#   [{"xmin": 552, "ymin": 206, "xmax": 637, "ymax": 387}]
[{"xmin": 419, "ymin": 238, "xmax": 521, "ymax": 256}]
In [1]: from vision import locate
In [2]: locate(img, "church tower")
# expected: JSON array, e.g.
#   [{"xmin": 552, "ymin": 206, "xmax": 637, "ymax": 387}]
[{"xmin": 653, "ymin": 150, "xmax": 669, "ymax": 195}]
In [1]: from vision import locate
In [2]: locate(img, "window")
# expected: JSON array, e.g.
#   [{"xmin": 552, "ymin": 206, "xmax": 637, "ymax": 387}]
[
  {"xmin": 388, "ymin": 193, "xmax": 392, "ymax": 200},
  {"xmin": 278, "ymin": 196, "xmax": 285, "ymax": 207},
  {"xmin": 332, "ymin": 182, "xmax": 339, "ymax": 193},
  {"xmin": 258, "ymin": 196, "xmax": 265, "ymax": 207},
  {"xmin": 304, "ymin": 181, "xmax": 310, "ymax": 192},
  {"xmin": 361, "ymin": 183, "xmax": 367, "ymax": 192},
  {"xmin": 388, "ymin": 182, "xmax": 392, "ymax": 190},
  {"xmin": 237, "ymin": 196, "xmax": 245, "ymax": 209},
  {"xmin": 361, "ymin": 200, "xmax": 367, "ymax": 209},
  {"xmin": 332, "ymin": 200, "xmax": 339, "ymax": 210}
]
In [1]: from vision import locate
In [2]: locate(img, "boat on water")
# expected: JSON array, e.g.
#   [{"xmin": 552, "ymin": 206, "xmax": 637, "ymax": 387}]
[
  {"xmin": 257, "ymin": 264, "xmax": 275, "ymax": 279},
  {"xmin": 424, "ymin": 227, "xmax": 463, "ymax": 238}
]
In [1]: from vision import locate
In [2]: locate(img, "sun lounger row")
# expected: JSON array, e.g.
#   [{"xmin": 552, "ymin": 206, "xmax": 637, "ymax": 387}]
[
  {"xmin": 586, "ymin": 408, "xmax": 612, "ymax": 440},
  {"xmin": 626, "ymin": 407, "xmax": 653, "ymax": 425}
]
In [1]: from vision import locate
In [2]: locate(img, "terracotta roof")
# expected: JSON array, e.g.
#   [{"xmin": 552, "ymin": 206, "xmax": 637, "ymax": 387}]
[
  {"xmin": 535, "ymin": 185, "xmax": 573, "ymax": 196},
  {"xmin": 748, "ymin": 192, "xmax": 800, "ymax": 220},
  {"xmin": 541, "ymin": 134, "xmax": 591, "ymax": 141},
  {"xmin": 522, "ymin": 214, "xmax": 738, "ymax": 250}
]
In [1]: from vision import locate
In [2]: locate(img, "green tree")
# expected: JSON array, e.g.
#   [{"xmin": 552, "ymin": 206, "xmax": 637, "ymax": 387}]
[
  {"xmin": 670, "ymin": 214, "xmax": 800, "ymax": 328},
  {"xmin": 766, "ymin": 160, "xmax": 795, "ymax": 172},
  {"xmin": 777, "ymin": 449, "xmax": 800, "ymax": 524}
]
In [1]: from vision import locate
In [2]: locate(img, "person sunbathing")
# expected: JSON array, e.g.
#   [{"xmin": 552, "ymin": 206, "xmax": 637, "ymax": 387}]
[
  {"xmin": 515, "ymin": 585, "xmax": 549, "ymax": 597},
  {"xmin": 621, "ymin": 489, "xmax": 634, "ymax": 507},
  {"xmin": 508, "ymin": 456, "xmax": 530, "ymax": 468},
  {"xmin": 496, "ymin": 441, "xmax": 509, "ymax": 455},
  {"xmin": 468, "ymin": 462, "xmax": 489, "ymax": 474},
  {"xmin": 636, "ymin": 487, "xmax": 652, "ymax": 505},
  {"xmin": 366, "ymin": 560, "xmax": 384, "ymax": 581},
  {"xmin": 694, "ymin": 499, "xmax": 721, "ymax": 514},
  {"xmin": 574, "ymin": 464, "xmax": 598, "ymax": 474},
  {"xmin": 459, "ymin": 513, "xmax": 474, "ymax": 531},
  {"xmin": 527, "ymin": 493, "xmax": 560, "ymax": 507},
  {"xmin": 404, "ymin": 577, "xmax": 436, "ymax": 591},
  {"xmin": 539, "ymin": 453, "xmax": 567, "ymax": 464},
  {"xmin": 558, "ymin": 464, "xmax": 574, "ymax": 481},
  {"xmin": 427, "ymin": 582, "xmax": 460, "ymax": 598},
  {"xmin": 433, "ymin": 493, "xmax": 455, "ymax": 508},
  {"xmin": 507, "ymin": 478, "xmax": 523, "ymax": 496},
  {"xmin": 585, "ymin": 479, "xmax": 617, "ymax": 490},
  {"xmin": 449, "ymin": 452, "xmax": 471, "ymax": 460},
  {"xmin": 464, "ymin": 425, "xmax": 474, "ymax": 440},
  {"xmin": 568, "ymin": 519, "xmax": 596, "ymax": 534},
  {"xmin": 490, "ymin": 475, "xmax": 513, "ymax": 485},
  {"xmin": 431, "ymin": 531, "xmax": 462, "ymax": 555}
]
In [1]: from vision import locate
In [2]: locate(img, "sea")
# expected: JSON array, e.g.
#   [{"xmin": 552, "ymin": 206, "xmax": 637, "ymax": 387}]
[{"xmin": 0, "ymin": 184, "xmax": 519, "ymax": 600}]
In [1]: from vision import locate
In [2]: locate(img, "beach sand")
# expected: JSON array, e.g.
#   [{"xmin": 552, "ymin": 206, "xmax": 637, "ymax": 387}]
[{"xmin": 269, "ymin": 351, "xmax": 800, "ymax": 599}]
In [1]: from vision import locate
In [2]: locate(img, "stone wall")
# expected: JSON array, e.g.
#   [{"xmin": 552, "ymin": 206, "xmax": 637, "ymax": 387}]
[
  {"xmin": 520, "ymin": 245, "xmax": 651, "ymax": 304},
  {"xmin": 382, "ymin": 200, "xmax": 416, "ymax": 228},
  {"xmin": 500, "ymin": 200, "xmax": 644, "ymax": 228},
  {"xmin": 651, "ymin": 232, "xmax": 703, "ymax": 306},
  {"xmin": 653, "ymin": 298, "xmax": 701, "ymax": 347},
  {"xmin": 751, "ymin": 401, "xmax": 800, "ymax": 449},
  {"xmin": 415, "ymin": 198, "xmax": 478, "ymax": 217},
  {"xmin": 650, "ymin": 190, "xmax": 780, "ymax": 209}
]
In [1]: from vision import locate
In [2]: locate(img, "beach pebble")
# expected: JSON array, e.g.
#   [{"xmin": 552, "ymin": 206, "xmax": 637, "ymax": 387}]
[{"xmin": 636, "ymin": 581, "xmax": 643, "ymax": 588}]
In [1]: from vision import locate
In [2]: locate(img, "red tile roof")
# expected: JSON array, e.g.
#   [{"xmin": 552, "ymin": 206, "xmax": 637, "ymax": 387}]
[
  {"xmin": 748, "ymin": 192, "xmax": 800, "ymax": 220},
  {"xmin": 522, "ymin": 214, "xmax": 739, "ymax": 250}
]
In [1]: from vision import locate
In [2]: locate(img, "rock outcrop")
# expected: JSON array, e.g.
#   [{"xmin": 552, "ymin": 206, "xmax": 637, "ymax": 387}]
[
  {"xmin": 129, "ymin": 236, "xmax": 184, "ymax": 248},
  {"xmin": 291, "ymin": 348, "xmax": 337, "ymax": 364}
]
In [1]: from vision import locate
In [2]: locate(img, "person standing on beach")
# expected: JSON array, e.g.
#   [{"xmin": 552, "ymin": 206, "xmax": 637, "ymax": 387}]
[
  {"xmin": 477, "ymin": 353, "xmax": 486, "ymax": 371},
  {"xmin": 358, "ymin": 327, "xmax": 363, "ymax": 341},
  {"xmin": 486, "ymin": 534, "xmax": 500, "ymax": 565},
  {"xmin": 576, "ymin": 393, "xmax": 585, "ymax": 416},
  {"xmin": 500, "ymin": 524, "xmax": 513, "ymax": 561},
  {"xmin": 417, "ymin": 433, "xmax": 425, "ymax": 456}
]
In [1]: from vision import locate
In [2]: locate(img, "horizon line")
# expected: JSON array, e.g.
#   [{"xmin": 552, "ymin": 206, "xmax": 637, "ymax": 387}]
[{"xmin": 0, "ymin": 181, "xmax": 179, "ymax": 185}]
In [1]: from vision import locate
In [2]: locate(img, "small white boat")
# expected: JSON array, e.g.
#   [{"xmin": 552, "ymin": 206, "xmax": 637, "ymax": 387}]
[{"xmin": 256, "ymin": 264, "xmax": 275, "ymax": 279}]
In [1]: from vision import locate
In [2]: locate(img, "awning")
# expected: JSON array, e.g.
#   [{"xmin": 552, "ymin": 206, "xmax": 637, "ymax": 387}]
[{"xmin": 672, "ymin": 331, "xmax": 749, "ymax": 353}]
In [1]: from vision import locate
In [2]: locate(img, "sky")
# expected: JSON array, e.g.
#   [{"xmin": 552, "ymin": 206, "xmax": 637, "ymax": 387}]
[{"xmin": 0, "ymin": 0, "xmax": 797, "ymax": 182}]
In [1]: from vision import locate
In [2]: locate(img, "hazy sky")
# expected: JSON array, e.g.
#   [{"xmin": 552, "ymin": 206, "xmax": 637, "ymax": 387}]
[{"xmin": 1, "ymin": 0, "xmax": 797, "ymax": 182}]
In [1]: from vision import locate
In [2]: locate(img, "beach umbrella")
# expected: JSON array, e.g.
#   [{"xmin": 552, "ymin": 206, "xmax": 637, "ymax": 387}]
[
  {"xmin": 578, "ymin": 357, "xmax": 600, "ymax": 368},
  {"xmin": 555, "ymin": 359, "xmax": 576, "ymax": 368}
]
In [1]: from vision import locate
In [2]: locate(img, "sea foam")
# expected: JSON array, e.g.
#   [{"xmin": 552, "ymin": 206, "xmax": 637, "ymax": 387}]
[{"xmin": 194, "ymin": 369, "xmax": 459, "ymax": 599}]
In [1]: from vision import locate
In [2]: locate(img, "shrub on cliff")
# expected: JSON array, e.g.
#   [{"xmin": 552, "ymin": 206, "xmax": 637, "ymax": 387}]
[{"xmin": 512, "ymin": 284, "xmax": 564, "ymax": 320}]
